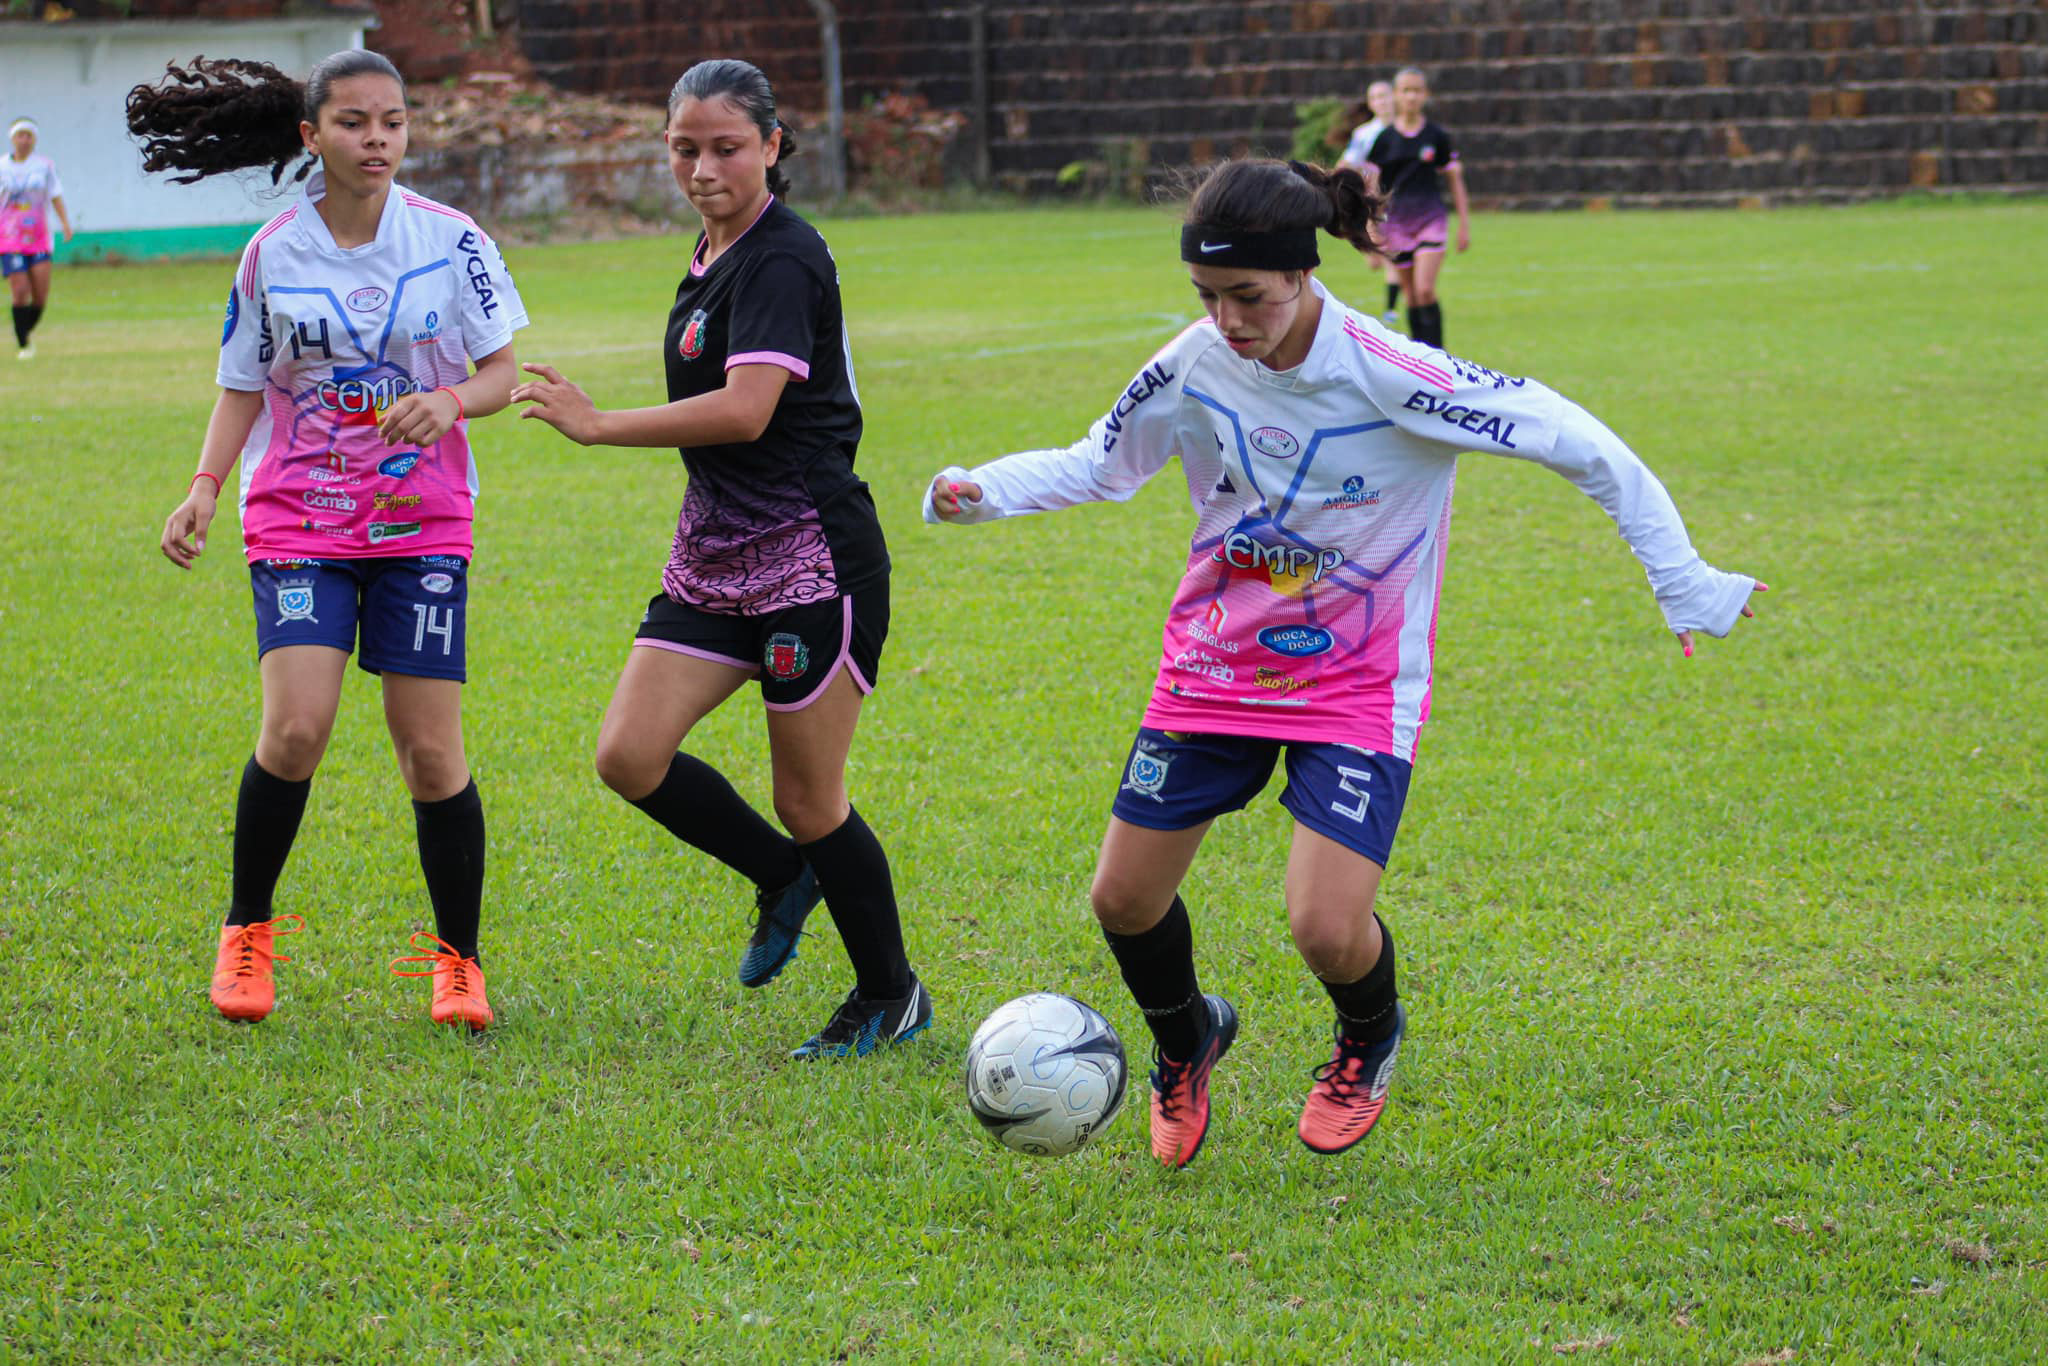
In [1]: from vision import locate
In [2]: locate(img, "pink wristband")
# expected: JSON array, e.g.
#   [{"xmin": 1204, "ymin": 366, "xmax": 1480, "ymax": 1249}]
[
  {"xmin": 190, "ymin": 471, "xmax": 222, "ymax": 494},
  {"xmin": 436, "ymin": 386, "xmax": 465, "ymax": 422}
]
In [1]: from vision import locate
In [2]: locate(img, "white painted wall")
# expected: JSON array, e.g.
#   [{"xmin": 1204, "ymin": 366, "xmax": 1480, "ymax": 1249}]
[{"xmin": 0, "ymin": 17, "xmax": 367, "ymax": 236}]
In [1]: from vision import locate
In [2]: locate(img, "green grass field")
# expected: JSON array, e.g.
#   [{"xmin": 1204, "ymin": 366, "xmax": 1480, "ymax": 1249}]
[{"xmin": 2, "ymin": 199, "xmax": 2044, "ymax": 1362}]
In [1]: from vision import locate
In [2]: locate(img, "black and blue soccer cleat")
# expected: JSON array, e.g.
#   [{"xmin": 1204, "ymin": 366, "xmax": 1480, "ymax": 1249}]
[
  {"xmin": 791, "ymin": 977, "xmax": 933, "ymax": 1060},
  {"xmin": 738, "ymin": 862, "xmax": 821, "ymax": 988}
]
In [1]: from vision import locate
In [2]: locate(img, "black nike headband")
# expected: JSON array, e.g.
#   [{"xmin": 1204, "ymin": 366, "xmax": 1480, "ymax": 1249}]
[{"xmin": 1180, "ymin": 224, "xmax": 1321, "ymax": 271}]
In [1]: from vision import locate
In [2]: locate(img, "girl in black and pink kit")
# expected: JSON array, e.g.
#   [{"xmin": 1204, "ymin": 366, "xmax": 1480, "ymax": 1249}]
[
  {"xmin": 514, "ymin": 59, "xmax": 929, "ymax": 1060},
  {"xmin": 1366, "ymin": 66, "xmax": 1470, "ymax": 349}
]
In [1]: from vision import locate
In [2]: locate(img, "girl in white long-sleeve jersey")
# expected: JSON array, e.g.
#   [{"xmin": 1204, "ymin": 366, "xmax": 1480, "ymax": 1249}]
[{"xmin": 927, "ymin": 156, "xmax": 1765, "ymax": 1169}]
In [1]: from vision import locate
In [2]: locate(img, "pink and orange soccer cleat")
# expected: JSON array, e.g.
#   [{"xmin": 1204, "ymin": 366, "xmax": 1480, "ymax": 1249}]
[
  {"xmin": 209, "ymin": 914, "xmax": 306, "ymax": 1023},
  {"xmin": 1298, "ymin": 1005, "xmax": 1406, "ymax": 1155},
  {"xmin": 1147, "ymin": 994, "xmax": 1238, "ymax": 1169},
  {"xmin": 390, "ymin": 932, "xmax": 493, "ymax": 1032}
]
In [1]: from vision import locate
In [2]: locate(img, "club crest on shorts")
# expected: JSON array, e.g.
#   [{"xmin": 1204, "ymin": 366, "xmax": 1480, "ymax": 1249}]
[
  {"xmin": 1122, "ymin": 745, "xmax": 1172, "ymax": 802},
  {"xmin": 678, "ymin": 309, "xmax": 710, "ymax": 361},
  {"xmin": 764, "ymin": 632, "xmax": 810, "ymax": 680},
  {"xmin": 275, "ymin": 580, "xmax": 317, "ymax": 626}
]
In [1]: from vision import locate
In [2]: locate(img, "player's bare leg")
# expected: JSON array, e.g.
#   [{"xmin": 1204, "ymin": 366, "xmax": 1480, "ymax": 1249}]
[
  {"xmin": 211, "ymin": 645, "xmax": 345, "ymax": 1021},
  {"xmin": 1286, "ymin": 822, "xmax": 1405, "ymax": 1154},
  {"xmin": 1092, "ymin": 817, "xmax": 1237, "ymax": 1168},
  {"xmin": 770, "ymin": 669, "xmax": 928, "ymax": 1058},
  {"xmin": 381, "ymin": 672, "xmax": 490, "ymax": 1029}
]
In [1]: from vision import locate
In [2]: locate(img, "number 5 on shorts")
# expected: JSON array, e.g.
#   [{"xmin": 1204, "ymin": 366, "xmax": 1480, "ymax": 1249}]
[{"xmin": 1330, "ymin": 765, "xmax": 1374, "ymax": 823}]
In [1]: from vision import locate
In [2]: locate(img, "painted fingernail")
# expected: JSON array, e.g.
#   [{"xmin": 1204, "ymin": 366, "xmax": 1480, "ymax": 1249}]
[{"xmin": 1683, "ymin": 644, "xmax": 1693, "ymax": 658}]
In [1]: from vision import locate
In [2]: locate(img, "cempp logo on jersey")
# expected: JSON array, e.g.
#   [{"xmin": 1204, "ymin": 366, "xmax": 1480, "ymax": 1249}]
[
  {"xmin": 319, "ymin": 375, "xmax": 430, "ymax": 429},
  {"xmin": 764, "ymin": 632, "xmax": 810, "ymax": 680},
  {"xmin": 347, "ymin": 286, "xmax": 389, "ymax": 313},
  {"xmin": 1250, "ymin": 426, "xmax": 1301, "ymax": 459},
  {"xmin": 678, "ymin": 309, "xmax": 710, "ymax": 361},
  {"xmin": 275, "ymin": 580, "xmax": 318, "ymax": 626}
]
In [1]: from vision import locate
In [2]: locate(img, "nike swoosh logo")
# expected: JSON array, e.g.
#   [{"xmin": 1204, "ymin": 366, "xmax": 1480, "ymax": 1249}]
[{"xmin": 1199, "ymin": 241, "xmax": 1230, "ymax": 253}]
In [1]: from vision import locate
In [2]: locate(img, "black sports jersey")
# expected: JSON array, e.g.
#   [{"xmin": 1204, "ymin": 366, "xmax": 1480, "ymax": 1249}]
[
  {"xmin": 662, "ymin": 196, "xmax": 887, "ymax": 613},
  {"xmin": 1367, "ymin": 120, "xmax": 1459, "ymax": 228}
]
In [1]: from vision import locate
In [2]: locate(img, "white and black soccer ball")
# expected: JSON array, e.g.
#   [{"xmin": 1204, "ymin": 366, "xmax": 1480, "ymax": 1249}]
[{"xmin": 963, "ymin": 992, "xmax": 1128, "ymax": 1157}]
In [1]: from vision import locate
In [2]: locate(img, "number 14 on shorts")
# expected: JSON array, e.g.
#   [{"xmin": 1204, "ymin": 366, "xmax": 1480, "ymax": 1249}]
[{"xmin": 413, "ymin": 604, "xmax": 456, "ymax": 655}]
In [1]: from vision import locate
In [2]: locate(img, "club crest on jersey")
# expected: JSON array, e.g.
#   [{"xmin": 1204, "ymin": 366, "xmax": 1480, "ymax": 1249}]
[
  {"xmin": 1249, "ymin": 426, "xmax": 1300, "ymax": 459},
  {"xmin": 764, "ymin": 633, "xmax": 809, "ymax": 680},
  {"xmin": 1122, "ymin": 745, "xmax": 1172, "ymax": 802},
  {"xmin": 1420, "ymin": 145, "xmax": 1437, "ymax": 162},
  {"xmin": 275, "ymin": 580, "xmax": 317, "ymax": 626},
  {"xmin": 222, "ymin": 286, "xmax": 240, "ymax": 345},
  {"xmin": 347, "ymin": 286, "xmax": 389, "ymax": 313},
  {"xmin": 679, "ymin": 309, "xmax": 710, "ymax": 361}
]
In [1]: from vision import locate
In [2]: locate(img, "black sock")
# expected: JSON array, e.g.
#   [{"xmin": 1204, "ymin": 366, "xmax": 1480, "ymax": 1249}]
[
  {"xmin": 1101, "ymin": 895, "xmax": 1206, "ymax": 1061},
  {"xmin": 227, "ymin": 756, "xmax": 311, "ymax": 926},
  {"xmin": 1322, "ymin": 915, "xmax": 1399, "ymax": 1044},
  {"xmin": 10, "ymin": 306, "xmax": 26, "ymax": 347},
  {"xmin": 1385, "ymin": 282, "xmax": 1401, "ymax": 313},
  {"xmin": 627, "ymin": 752, "xmax": 802, "ymax": 890},
  {"xmin": 1407, "ymin": 302, "xmax": 1443, "ymax": 348},
  {"xmin": 20, "ymin": 304, "xmax": 41, "ymax": 341},
  {"xmin": 798, "ymin": 805, "xmax": 911, "ymax": 998},
  {"xmin": 415, "ymin": 779, "xmax": 485, "ymax": 961}
]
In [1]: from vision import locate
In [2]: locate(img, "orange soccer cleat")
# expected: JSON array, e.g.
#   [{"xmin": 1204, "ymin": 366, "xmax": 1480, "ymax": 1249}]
[
  {"xmin": 209, "ymin": 914, "xmax": 306, "ymax": 1023},
  {"xmin": 1147, "ymin": 994, "xmax": 1239, "ymax": 1169},
  {"xmin": 1298, "ymin": 1005, "xmax": 1406, "ymax": 1155},
  {"xmin": 390, "ymin": 932, "xmax": 493, "ymax": 1031}
]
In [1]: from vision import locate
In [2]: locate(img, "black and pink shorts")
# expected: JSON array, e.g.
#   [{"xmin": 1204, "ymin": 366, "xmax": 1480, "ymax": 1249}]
[{"xmin": 634, "ymin": 582, "xmax": 888, "ymax": 711}]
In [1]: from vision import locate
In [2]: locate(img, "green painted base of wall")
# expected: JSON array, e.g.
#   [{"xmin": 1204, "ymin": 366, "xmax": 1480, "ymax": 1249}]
[{"xmin": 55, "ymin": 224, "xmax": 262, "ymax": 264}]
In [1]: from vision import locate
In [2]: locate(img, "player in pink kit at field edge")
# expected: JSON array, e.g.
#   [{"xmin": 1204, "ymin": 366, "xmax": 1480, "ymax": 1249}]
[
  {"xmin": 2, "ymin": 117, "xmax": 72, "ymax": 359},
  {"xmin": 927, "ymin": 157, "xmax": 1765, "ymax": 1168},
  {"xmin": 131, "ymin": 50, "xmax": 528, "ymax": 1031}
]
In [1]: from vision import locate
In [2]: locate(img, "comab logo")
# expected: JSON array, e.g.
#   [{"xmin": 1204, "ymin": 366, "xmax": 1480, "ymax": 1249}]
[{"xmin": 678, "ymin": 309, "xmax": 710, "ymax": 361}]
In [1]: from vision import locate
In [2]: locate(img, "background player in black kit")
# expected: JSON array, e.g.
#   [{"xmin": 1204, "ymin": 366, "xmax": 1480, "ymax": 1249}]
[
  {"xmin": 514, "ymin": 59, "xmax": 929, "ymax": 1059},
  {"xmin": 1366, "ymin": 66, "xmax": 1470, "ymax": 349}
]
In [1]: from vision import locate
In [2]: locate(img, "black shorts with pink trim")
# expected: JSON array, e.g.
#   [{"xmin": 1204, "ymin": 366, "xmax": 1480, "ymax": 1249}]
[{"xmin": 634, "ymin": 582, "xmax": 888, "ymax": 711}]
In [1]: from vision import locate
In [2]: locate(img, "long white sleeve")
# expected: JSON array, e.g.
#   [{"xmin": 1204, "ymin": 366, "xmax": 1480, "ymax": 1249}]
[
  {"xmin": 922, "ymin": 341, "xmax": 1194, "ymax": 525},
  {"xmin": 1539, "ymin": 401, "xmax": 1755, "ymax": 637}
]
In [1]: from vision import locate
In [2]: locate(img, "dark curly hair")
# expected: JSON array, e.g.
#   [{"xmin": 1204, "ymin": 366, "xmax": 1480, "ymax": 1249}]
[
  {"xmin": 126, "ymin": 50, "xmax": 406, "ymax": 185},
  {"xmin": 1181, "ymin": 157, "xmax": 1384, "ymax": 255},
  {"xmin": 668, "ymin": 58, "xmax": 800, "ymax": 198}
]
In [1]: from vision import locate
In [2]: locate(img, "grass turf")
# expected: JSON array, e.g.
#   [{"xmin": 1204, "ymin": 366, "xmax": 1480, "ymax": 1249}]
[{"xmin": 2, "ymin": 198, "xmax": 2044, "ymax": 1361}]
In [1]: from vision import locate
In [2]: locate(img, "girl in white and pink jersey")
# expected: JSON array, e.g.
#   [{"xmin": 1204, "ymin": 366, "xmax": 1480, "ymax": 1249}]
[
  {"xmin": 132, "ymin": 51, "xmax": 528, "ymax": 1032},
  {"xmin": 2, "ymin": 118, "xmax": 72, "ymax": 359},
  {"xmin": 927, "ymin": 157, "xmax": 1764, "ymax": 1170}
]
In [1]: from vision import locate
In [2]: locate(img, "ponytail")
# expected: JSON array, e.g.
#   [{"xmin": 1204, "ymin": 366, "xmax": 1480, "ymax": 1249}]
[{"xmin": 127, "ymin": 49, "xmax": 406, "ymax": 186}]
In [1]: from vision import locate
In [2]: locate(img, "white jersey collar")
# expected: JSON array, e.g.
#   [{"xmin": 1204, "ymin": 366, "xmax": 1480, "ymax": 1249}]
[{"xmin": 293, "ymin": 170, "xmax": 408, "ymax": 258}]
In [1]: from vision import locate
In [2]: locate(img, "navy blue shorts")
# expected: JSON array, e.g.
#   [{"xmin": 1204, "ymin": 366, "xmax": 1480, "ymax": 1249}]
[
  {"xmin": 1111, "ymin": 727, "xmax": 1414, "ymax": 867},
  {"xmin": 634, "ymin": 581, "xmax": 887, "ymax": 711},
  {"xmin": 250, "ymin": 555, "xmax": 469, "ymax": 681},
  {"xmin": 1, "ymin": 252, "xmax": 53, "ymax": 276}
]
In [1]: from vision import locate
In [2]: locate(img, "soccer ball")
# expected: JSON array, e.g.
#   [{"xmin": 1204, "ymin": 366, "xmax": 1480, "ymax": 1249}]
[{"xmin": 963, "ymin": 992, "xmax": 1128, "ymax": 1157}]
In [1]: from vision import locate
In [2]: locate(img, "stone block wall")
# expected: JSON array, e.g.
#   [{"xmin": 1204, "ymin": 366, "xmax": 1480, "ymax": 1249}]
[{"xmin": 511, "ymin": 0, "xmax": 2048, "ymax": 205}]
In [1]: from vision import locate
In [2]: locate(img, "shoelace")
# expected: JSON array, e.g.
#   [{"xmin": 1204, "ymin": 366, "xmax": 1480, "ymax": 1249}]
[
  {"xmin": 1152, "ymin": 1052, "xmax": 1197, "ymax": 1118},
  {"xmin": 813, "ymin": 995, "xmax": 877, "ymax": 1044},
  {"xmin": 1310, "ymin": 1051, "xmax": 1371, "ymax": 1100},
  {"xmin": 222, "ymin": 914, "xmax": 306, "ymax": 979},
  {"xmin": 389, "ymin": 931, "xmax": 479, "ymax": 994}
]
